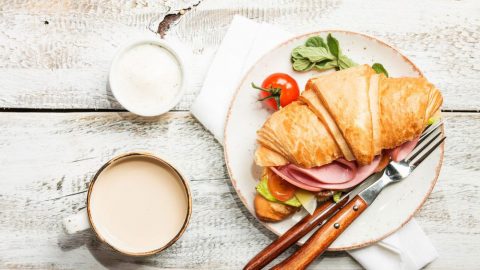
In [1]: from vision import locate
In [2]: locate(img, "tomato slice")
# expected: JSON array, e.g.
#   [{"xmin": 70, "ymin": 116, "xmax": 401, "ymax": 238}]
[{"xmin": 267, "ymin": 168, "xmax": 297, "ymax": 201}]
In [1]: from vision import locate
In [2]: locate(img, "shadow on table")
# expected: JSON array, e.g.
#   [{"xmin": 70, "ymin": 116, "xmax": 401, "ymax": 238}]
[
  {"xmin": 58, "ymin": 229, "xmax": 160, "ymax": 270},
  {"xmin": 105, "ymin": 80, "xmax": 123, "ymax": 111}
]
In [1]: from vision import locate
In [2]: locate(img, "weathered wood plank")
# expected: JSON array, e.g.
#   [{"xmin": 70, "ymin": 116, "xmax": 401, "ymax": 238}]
[
  {"xmin": 170, "ymin": 0, "xmax": 480, "ymax": 111},
  {"xmin": 0, "ymin": 112, "xmax": 478, "ymax": 269},
  {"xmin": 0, "ymin": 0, "xmax": 202, "ymax": 110},
  {"xmin": 0, "ymin": 0, "xmax": 479, "ymax": 110}
]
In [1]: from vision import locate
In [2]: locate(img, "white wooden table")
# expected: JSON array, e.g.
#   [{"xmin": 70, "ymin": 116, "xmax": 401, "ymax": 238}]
[{"xmin": 1, "ymin": 1, "xmax": 479, "ymax": 269}]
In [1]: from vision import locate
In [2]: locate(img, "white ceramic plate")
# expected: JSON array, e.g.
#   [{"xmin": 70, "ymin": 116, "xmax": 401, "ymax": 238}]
[{"xmin": 224, "ymin": 31, "xmax": 444, "ymax": 250}]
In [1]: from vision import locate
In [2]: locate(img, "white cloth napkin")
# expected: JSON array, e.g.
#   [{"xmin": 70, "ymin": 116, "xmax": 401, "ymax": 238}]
[
  {"xmin": 191, "ymin": 15, "xmax": 438, "ymax": 270},
  {"xmin": 348, "ymin": 219, "xmax": 438, "ymax": 270},
  {"xmin": 191, "ymin": 16, "xmax": 291, "ymax": 142}
]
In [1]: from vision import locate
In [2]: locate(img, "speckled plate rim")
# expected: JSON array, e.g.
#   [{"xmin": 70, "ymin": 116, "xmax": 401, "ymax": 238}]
[{"xmin": 223, "ymin": 30, "xmax": 444, "ymax": 251}]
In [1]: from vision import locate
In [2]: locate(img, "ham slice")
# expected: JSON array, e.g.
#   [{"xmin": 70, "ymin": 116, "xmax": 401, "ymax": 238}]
[
  {"xmin": 270, "ymin": 138, "xmax": 419, "ymax": 192},
  {"xmin": 283, "ymin": 159, "xmax": 357, "ymax": 184},
  {"xmin": 271, "ymin": 157, "xmax": 380, "ymax": 191},
  {"xmin": 270, "ymin": 167, "xmax": 321, "ymax": 191},
  {"xmin": 391, "ymin": 137, "xmax": 419, "ymax": 162}
]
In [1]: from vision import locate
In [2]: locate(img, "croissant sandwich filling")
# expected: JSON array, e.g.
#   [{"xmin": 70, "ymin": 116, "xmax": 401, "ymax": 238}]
[{"xmin": 254, "ymin": 65, "xmax": 442, "ymax": 218}]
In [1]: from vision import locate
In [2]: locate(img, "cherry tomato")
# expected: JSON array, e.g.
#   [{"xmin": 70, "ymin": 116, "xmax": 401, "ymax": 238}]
[
  {"xmin": 267, "ymin": 169, "xmax": 297, "ymax": 201},
  {"xmin": 252, "ymin": 73, "xmax": 300, "ymax": 110}
]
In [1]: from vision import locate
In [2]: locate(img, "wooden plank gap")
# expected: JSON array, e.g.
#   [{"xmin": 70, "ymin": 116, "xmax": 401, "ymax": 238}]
[
  {"xmin": 0, "ymin": 108, "xmax": 191, "ymax": 113},
  {"xmin": 440, "ymin": 109, "xmax": 480, "ymax": 113}
]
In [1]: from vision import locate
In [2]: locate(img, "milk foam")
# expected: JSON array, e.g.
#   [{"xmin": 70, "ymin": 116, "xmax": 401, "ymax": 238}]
[{"xmin": 89, "ymin": 156, "xmax": 188, "ymax": 254}]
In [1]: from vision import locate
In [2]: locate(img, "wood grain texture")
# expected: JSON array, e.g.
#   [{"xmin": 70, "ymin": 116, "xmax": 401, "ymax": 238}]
[
  {"xmin": 1, "ymin": 0, "xmax": 479, "ymax": 269},
  {"xmin": 0, "ymin": 112, "xmax": 479, "ymax": 269},
  {"xmin": 0, "ymin": 0, "xmax": 201, "ymax": 110},
  {"xmin": 0, "ymin": 0, "xmax": 479, "ymax": 110}
]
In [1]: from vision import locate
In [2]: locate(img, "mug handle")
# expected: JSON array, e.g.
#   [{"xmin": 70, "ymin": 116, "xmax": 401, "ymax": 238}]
[{"xmin": 63, "ymin": 208, "xmax": 91, "ymax": 234}]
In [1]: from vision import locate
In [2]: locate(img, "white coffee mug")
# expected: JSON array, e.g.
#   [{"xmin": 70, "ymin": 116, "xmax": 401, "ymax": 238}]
[{"xmin": 63, "ymin": 152, "xmax": 192, "ymax": 256}]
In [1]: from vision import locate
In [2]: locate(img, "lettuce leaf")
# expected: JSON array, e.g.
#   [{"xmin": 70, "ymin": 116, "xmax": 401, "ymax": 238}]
[
  {"xmin": 333, "ymin": 191, "xmax": 342, "ymax": 203},
  {"xmin": 428, "ymin": 117, "xmax": 439, "ymax": 125},
  {"xmin": 256, "ymin": 177, "xmax": 301, "ymax": 207}
]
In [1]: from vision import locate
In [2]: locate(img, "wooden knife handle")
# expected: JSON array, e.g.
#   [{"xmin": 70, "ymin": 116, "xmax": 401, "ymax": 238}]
[
  {"xmin": 244, "ymin": 200, "xmax": 341, "ymax": 270},
  {"xmin": 271, "ymin": 196, "xmax": 368, "ymax": 270}
]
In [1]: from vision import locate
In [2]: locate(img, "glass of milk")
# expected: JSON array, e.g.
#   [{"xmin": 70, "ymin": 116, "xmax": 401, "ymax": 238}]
[{"xmin": 109, "ymin": 39, "xmax": 186, "ymax": 116}]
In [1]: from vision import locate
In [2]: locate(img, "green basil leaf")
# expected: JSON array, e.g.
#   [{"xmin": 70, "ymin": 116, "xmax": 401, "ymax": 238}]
[
  {"xmin": 327, "ymin": 33, "xmax": 340, "ymax": 58},
  {"xmin": 291, "ymin": 47, "xmax": 304, "ymax": 59},
  {"xmin": 297, "ymin": 46, "xmax": 334, "ymax": 62},
  {"xmin": 314, "ymin": 60, "xmax": 337, "ymax": 71},
  {"xmin": 372, "ymin": 63, "xmax": 389, "ymax": 77},
  {"xmin": 291, "ymin": 34, "xmax": 359, "ymax": 73},
  {"xmin": 304, "ymin": 62, "xmax": 315, "ymax": 71},
  {"xmin": 338, "ymin": 55, "xmax": 357, "ymax": 70},
  {"xmin": 292, "ymin": 58, "xmax": 313, "ymax": 71},
  {"xmin": 305, "ymin": 36, "xmax": 327, "ymax": 48}
]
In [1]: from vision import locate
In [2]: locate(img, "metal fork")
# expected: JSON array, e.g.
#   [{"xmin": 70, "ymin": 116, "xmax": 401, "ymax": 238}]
[
  {"xmin": 361, "ymin": 121, "xmax": 445, "ymax": 205},
  {"xmin": 271, "ymin": 122, "xmax": 446, "ymax": 270}
]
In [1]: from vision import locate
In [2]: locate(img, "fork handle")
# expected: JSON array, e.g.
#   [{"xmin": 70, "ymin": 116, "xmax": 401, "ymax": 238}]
[{"xmin": 271, "ymin": 196, "xmax": 368, "ymax": 270}]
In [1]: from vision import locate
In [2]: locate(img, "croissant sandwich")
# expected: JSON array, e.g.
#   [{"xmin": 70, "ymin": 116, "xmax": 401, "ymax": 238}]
[{"xmin": 253, "ymin": 65, "xmax": 443, "ymax": 222}]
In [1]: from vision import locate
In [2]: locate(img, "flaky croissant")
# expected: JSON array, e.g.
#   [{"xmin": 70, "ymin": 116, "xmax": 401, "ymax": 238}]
[{"xmin": 255, "ymin": 65, "xmax": 443, "ymax": 168}]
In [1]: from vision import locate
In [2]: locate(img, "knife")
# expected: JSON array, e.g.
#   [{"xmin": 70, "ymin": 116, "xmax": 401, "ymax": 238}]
[
  {"xmin": 270, "ymin": 172, "xmax": 388, "ymax": 270},
  {"xmin": 244, "ymin": 172, "xmax": 383, "ymax": 270}
]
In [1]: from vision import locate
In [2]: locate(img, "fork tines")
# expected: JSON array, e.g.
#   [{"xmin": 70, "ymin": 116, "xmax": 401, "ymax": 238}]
[
  {"xmin": 418, "ymin": 120, "xmax": 443, "ymax": 143},
  {"xmin": 405, "ymin": 121, "xmax": 445, "ymax": 168}
]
